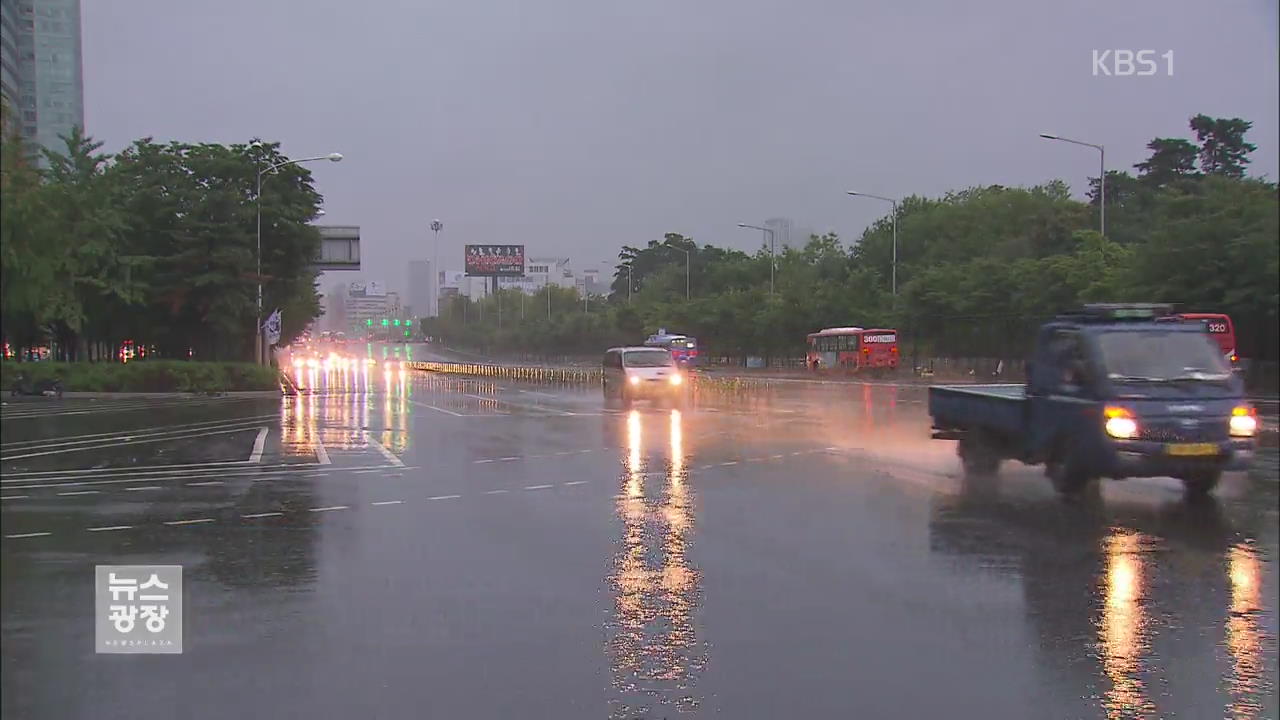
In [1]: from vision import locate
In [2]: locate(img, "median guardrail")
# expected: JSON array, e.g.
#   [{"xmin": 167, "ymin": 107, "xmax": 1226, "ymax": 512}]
[{"xmin": 406, "ymin": 361, "xmax": 783, "ymax": 396}]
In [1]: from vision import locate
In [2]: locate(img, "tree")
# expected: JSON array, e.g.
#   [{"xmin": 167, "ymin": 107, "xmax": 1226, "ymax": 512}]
[
  {"xmin": 1189, "ymin": 114, "xmax": 1257, "ymax": 178},
  {"xmin": 1134, "ymin": 138, "xmax": 1199, "ymax": 187}
]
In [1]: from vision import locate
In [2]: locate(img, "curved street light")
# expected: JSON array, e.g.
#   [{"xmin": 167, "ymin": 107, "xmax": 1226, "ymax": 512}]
[
  {"xmin": 737, "ymin": 223, "xmax": 776, "ymax": 295},
  {"xmin": 846, "ymin": 192, "xmax": 899, "ymax": 296},
  {"xmin": 255, "ymin": 151, "xmax": 343, "ymax": 364},
  {"xmin": 1040, "ymin": 133, "xmax": 1105, "ymax": 237}
]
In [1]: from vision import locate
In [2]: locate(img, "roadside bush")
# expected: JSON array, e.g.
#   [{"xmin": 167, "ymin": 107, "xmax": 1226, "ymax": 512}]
[{"xmin": 0, "ymin": 361, "xmax": 279, "ymax": 393}]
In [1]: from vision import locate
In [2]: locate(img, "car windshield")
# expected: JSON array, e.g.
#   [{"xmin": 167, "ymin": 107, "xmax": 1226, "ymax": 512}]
[
  {"xmin": 1097, "ymin": 330, "xmax": 1231, "ymax": 381},
  {"xmin": 623, "ymin": 350, "xmax": 674, "ymax": 368}
]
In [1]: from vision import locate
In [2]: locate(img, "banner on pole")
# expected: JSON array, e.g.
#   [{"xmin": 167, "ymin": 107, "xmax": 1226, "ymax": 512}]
[{"xmin": 263, "ymin": 309, "xmax": 282, "ymax": 346}]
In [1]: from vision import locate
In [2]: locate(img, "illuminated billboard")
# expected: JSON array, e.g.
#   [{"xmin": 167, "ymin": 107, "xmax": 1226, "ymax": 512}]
[{"xmin": 464, "ymin": 245, "xmax": 526, "ymax": 277}]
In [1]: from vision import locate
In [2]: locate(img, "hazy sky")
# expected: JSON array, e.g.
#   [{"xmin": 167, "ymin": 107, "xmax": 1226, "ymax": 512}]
[{"xmin": 83, "ymin": 0, "xmax": 1279, "ymax": 296}]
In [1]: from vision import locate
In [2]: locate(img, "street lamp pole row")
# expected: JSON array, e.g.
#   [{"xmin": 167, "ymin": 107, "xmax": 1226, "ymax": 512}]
[
  {"xmin": 846, "ymin": 192, "xmax": 899, "ymax": 296},
  {"xmin": 253, "ymin": 148, "xmax": 343, "ymax": 365}
]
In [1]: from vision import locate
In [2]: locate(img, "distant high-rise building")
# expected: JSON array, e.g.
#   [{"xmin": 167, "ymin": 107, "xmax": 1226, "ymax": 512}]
[
  {"xmin": 764, "ymin": 217, "xmax": 792, "ymax": 252},
  {"xmin": 408, "ymin": 260, "xmax": 433, "ymax": 318},
  {"xmin": 0, "ymin": 0, "xmax": 84, "ymax": 156}
]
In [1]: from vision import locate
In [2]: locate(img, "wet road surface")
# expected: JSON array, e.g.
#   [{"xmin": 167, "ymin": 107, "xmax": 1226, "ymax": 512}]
[{"xmin": 2, "ymin": 368, "xmax": 1277, "ymax": 719}]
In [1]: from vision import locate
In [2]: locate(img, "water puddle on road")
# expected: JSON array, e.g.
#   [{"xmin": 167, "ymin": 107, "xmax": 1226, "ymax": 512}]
[{"xmin": 605, "ymin": 409, "xmax": 709, "ymax": 718}]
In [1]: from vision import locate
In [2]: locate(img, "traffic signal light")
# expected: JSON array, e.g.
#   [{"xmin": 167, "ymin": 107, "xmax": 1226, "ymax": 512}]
[
  {"xmin": 405, "ymin": 319, "xmax": 413, "ymax": 327},
  {"xmin": 404, "ymin": 330, "xmax": 410, "ymax": 337},
  {"xmin": 365, "ymin": 319, "xmax": 372, "ymax": 326},
  {"xmin": 393, "ymin": 319, "xmax": 401, "ymax": 327},
  {"xmin": 381, "ymin": 318, "xmax": 389, "ymax": 327}
]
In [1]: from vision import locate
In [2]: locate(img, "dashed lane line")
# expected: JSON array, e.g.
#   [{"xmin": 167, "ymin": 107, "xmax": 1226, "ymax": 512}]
[
  {"xmin": 86, "ymin": 525, "xmax": 132, "ymax": 532},
  {"xmin": 1, "ymin": 495, "xmax": 30, "ymax": 500},
  {"xmin": 563, "ymin": 480, "xmax": 589, "ymax": 486},
  {"xmin": 186, "ymin": 481, "xmax": 224, "ymax": 487},
  {"xmin": 484, "ymin": 489, "xmax": 509, "ymax": 495},
  {"xmin": 164, "ymin": 518, "xmax": 215, "ymax": 526},
  {"xmin": 370, "ymin": 500, "xmax": 404, "ymax": 506},
  {"xmin": 2, "ymin": 426, "xmax": 270, "ymax": 461},
  {"xmin": 428, "ymin": 494, "xmax": 461, "ymax": 501},
  {"xmin": 5, "ymin": 532, "xmax": 52, "ymax": 538},
  {"xmin": 57, "ymin": 490, "xmax": 100, "ymax": 496},
  {"xmin": 241, "ymin": 512, "xmax": 284, "ymax": 519},
  {"xmin": 524, "ymin": 484, "xmax": 553, "ymax": 491},
  {"xmin": 124, "ymin": 486, "xmax": 162, "ymax": 491},
  {"xmin": 308, "ymin": 506, "xmax": 348, "ymax": 513}
]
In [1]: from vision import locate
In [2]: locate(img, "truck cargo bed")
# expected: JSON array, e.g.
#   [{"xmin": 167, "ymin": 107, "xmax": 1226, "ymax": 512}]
[{"xmin": 928, "ymin": 384, "xmax": 1027, "ymax": 437}]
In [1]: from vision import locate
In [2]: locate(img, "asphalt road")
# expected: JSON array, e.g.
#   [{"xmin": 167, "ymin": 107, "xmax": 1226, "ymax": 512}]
[{"xmin": 2, "ymin": 369, "xmax": 1277, "ymax": 719}]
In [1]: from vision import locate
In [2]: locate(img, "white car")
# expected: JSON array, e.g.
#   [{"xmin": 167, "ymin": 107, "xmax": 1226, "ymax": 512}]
[{"xmin": 602, "ymin": 346, "xmax": 686, "ymax": 406}]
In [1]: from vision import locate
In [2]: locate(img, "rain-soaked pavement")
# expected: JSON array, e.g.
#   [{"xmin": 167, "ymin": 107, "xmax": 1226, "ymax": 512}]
[{"xmin": 2, "ymin": 364, "xmax": 1277, "ymax": 719}]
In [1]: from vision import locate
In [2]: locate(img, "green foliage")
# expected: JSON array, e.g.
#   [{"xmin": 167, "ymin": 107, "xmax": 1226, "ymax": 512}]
[
  {"xmin": 1, "ymin": 133, "xmax": 325, "ymax": 361},
  {"xmin": 1190, "ymin": 114, "xmax": 1257, "ymax": 178},
  {"xmin": 0, "ymin": 361, "xmax": 279, "ymax": 392}
]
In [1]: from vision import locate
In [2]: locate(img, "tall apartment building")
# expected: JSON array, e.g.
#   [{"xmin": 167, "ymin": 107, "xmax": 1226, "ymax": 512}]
[{"xmin": 0, "ymin": 0, "xmax": 84, "ymax": 155}]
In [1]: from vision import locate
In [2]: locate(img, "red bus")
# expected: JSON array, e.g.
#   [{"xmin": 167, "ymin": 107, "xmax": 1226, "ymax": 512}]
[
  {"xmin": 806, "ymin": 327, "xmax": 899, "ymax": 374},
  {"xmin": 1176, "ymin": 313, "xmax": 1237, "ymax": 366}
]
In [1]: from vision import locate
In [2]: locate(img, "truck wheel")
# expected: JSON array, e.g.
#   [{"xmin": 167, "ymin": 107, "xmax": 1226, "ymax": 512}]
[
  {"xmin": 958, "ymin": 435, "xmax": 1001, "ymax": 476},
  {"xmin": 1046, "ymin": 451, "xmax": 1093, "ymax": 495},
  {"xmin": 1181, "ymin": 470, "xmax": 1222, "ymax": 497}
]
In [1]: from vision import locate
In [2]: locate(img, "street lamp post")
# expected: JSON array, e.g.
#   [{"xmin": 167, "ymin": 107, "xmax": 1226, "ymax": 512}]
[
  {"xmin": 737, "ymin": 223, "xmax": 776, "ymax": 295},
  {"xmin": 845, "ymin": 192, "xmax": 899, "ymax": 296},
  {"xmin": 254, "ymin": 149, "xmax": 343, "ymax": 365},
  {"xmin": 665, "ymin": 243, "xmax": 690, "ymax": 300},
  {"xmin": 430, "ymin": 219, "xmax": 443, "ymax": 317},
  {"xmin": 1040, "ymin": 133, "xmax": 1105, "ymax": 237}
]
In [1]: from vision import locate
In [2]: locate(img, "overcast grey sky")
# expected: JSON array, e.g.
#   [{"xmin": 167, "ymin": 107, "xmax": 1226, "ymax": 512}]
[{"xmin": 83, "ymin": 0, "xmax": 1279, "ymax": 295}]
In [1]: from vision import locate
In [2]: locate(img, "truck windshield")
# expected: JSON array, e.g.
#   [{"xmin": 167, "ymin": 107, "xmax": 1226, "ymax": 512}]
[{"xmin": 1097, "ymin": 330, "xmax": 1231, "ymax": 382}]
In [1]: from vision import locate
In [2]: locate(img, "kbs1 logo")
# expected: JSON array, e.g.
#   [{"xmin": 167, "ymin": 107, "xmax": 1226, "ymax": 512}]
[{"xmin": 1092, "ymin": 50, "xmax": 1174, "ymax": 76}]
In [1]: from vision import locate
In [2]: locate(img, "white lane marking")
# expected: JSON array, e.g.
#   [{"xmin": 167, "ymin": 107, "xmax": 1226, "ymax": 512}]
[
  {"xmin": 370, "ymin": 500, "xmax": 404, "ymax": 506},
  {"xmin": 553, "ymin": 450, "xmax": 574, "ymax": 456},
  {"xmin": 5, "ymin": 532, "xmax": 51, "ymax": 538},
  {"xmin": 364, "ymin": 431, "xmax": 406, "ymax": 467},
  {"xmin": 186, "ymin": 481, "xmax": 224, "ymax": 487},
  {"xmin": 4, "ymin": 463, "xmax": 408, "ymax": 490},
  {"xmin": 124, "ymin": 486, "xmax": 162, "ymax": 491},
  {"xmin": 86, "ymin": 525, "xmax": 132, "ymax": 532},
  {"xmin": 249, "ymin": 427, "xmax": 268, "ymax": 463},
  {"xmin": 463, "ymin": 393, "xmax": 575, "ymax": 416},
  {"xmin": 1, "ymin": 459, "xmax": 295, "ymax": 482},
  {"xmin": 428, "ymin": 494, "xmax": 461, "ymax": 501},
  {"xmin": 308, "ymin": 505, "xmax": 348, "ymax": 513},
  {"xmin": 473, "ymin": 459, "xmax": 496, "ymax": 464},
  {"xmin": 305, "ymin": 471, "xmax": 327, "ymax": 477},
  {"xmin": 57, "ymin": 490, "xmax": 100, "ymax": 496},
  {"xmin": 563, "ymin": 480, "xmax": 588, "ymax": 486},
  {"xmin": 242, "ymin": 512, "xmax": 284, "ymax": 519},
  {"xmin": 575, "ymin": 449, "xmax": 592, "ymax": 455},
  {"xmin": 499, "ymin": 456, "xmax": 521, "ymax": 462},
  {"xmin": 1, "ymin": 494, "xmax": 30, "ymax": 500},
  {"xmin": 315, "ymin": 436, "xmax": 331, "ymax": 465},
  {"xmin": 352, "ymin": 469, "xmax": 381, "ymax": 475},
  {"xmin": 0, "ymin": 413, "xmax": 280, "ymax": 450},
  {"xmin": 2, "ymin": 426, "xmax": 266, "ymax": 461},
  {"xmin": 719, "ymin": 461, "xmax": 739, "ymax": 466},
  {"xmin": 409, "ymin": 399, "xmax": 465, "ymax": 417},
  {"xmin": 524, "ymin": 484, "xmax": 553, "ymax": 491},
  {"xmin": 484, "ymin": 489, "xmax": 509, "ymax": 495},
  {"xmin": 770, "ymin": 454, "xmax": 785, "ymax": 459},
  {"xmin": 789, "ymin": 451, "xmax": 804, "ymax": 456},
  {"xmin": 164, "ymin": 518, "xmax": 215, "ymax": 526}
]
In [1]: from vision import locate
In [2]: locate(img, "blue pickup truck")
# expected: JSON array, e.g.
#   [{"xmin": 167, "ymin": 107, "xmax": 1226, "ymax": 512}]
[{"xmin": 928, "ymin": 304, "xmax": 1259, "ymax": 496}]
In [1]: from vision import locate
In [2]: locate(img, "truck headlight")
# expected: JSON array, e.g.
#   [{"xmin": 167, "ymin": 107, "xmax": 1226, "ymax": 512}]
[
  {"xmin": 1104, "ymin": 406, "xmax": 1138, "ymax": 439},
  {"xmin": 669, "ymin": 374, "xmax": 683, "ymax": 386},
  {"xmin": 1230, "ymin": 406, "xmax": 1258, "ymax": 437},
  {"xmin": 629, "ymin": 375, "xmax": 640, "ymax": 385}
]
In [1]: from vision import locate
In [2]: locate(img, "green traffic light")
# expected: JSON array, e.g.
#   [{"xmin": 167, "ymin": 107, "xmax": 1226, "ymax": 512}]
[
  {"xmin": 381, "ymin": 319, "xmax": 389, "ymax": 327},
  {"xmin": 394, "ymin": 319, "xmax": 401, "ymax": 327},
  {"xmin": 365, "ymin": 319, "xmax": 372, "ymax": 326},
  {"xmin": 405, "ymin": 319, "xmax": 413, "ymax": 326},
  {"xmin": 404, "ymin": 330, "xmax": 410, "ymax": 337}
]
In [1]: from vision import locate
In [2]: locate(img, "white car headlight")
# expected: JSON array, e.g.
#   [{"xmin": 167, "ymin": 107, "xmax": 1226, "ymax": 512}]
[{"xmin": 1230, "ymin": 406, "xmax": 1258, "ymax": 437}]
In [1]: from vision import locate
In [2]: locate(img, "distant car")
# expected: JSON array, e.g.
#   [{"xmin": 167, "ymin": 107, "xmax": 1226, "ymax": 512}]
[{"xmin": 602, "ymin": 346, "xmax": 686, "ymax": 406}]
